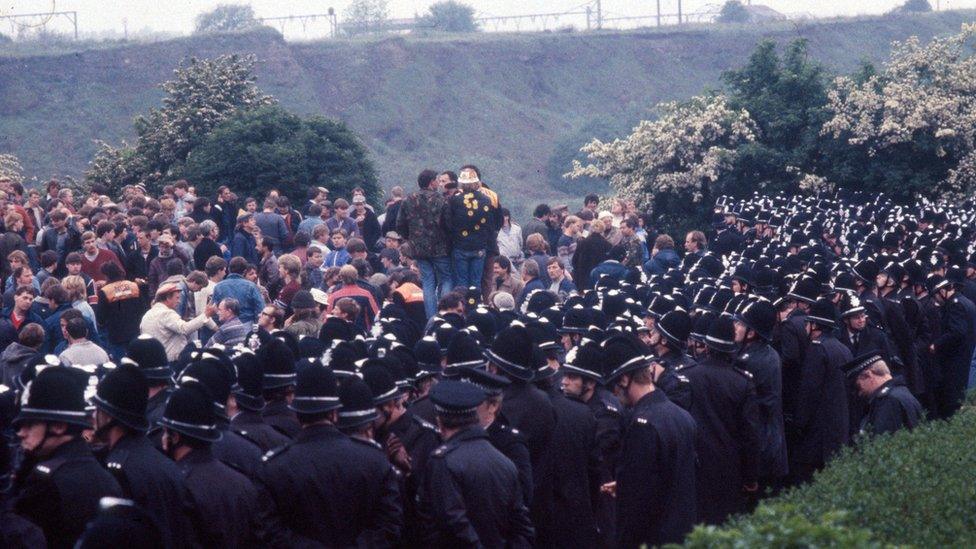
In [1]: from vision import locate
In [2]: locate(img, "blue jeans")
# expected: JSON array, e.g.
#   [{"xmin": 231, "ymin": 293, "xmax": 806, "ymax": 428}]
[
  {"xmin": 417, "ymin": 256, "xmax": 454, "ymax": 319},
  {"xmin": 452, "ymin": 248, "xmax": 486, "ymax": 293}
]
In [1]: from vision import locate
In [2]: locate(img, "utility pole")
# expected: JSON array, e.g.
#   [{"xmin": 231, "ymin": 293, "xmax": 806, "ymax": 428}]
[
  {"xmin": 677, "ymin": 0, "xmax": 683, "ymax": 24},
  {"xmin": 586, "ymin": 6, "xmax": 592, "ymax": 30},
  {"xmin": 596, "ymin": 0, "xmax": 602, "ymax": 30},
  {"xmin": 656, "ymin": 0, "xmax": 661, "ymax": 26}
]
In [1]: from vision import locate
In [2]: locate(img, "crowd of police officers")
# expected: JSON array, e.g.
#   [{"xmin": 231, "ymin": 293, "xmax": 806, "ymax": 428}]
[{"xmin": 2, "ymin": 189, "xmax": 974, "ymax": 548}]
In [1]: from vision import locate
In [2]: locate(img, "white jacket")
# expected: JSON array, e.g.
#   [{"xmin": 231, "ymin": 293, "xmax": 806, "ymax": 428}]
[{"xmin": 140, "ymin": 302, "xmax": 217, "ymax": 361}]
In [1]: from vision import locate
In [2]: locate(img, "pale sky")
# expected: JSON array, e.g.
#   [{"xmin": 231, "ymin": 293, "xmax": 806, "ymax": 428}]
[{"xmin": 2, "ymin": 0, "xmax": 976, "ymax": 39}]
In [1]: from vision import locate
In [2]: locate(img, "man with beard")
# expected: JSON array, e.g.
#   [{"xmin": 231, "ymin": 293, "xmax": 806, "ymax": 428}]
[{"xmin": 11, "ymin": 366, "xmax": 122, "ymax": 548}]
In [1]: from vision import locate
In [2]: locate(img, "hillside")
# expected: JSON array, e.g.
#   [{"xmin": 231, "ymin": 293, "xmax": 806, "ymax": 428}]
[{"xmin": 1, "ymin": 10, "xmax": 975, "ymax": 217}]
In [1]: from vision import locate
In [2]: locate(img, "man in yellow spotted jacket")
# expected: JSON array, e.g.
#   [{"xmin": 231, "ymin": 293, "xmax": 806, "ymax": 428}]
[{"xmin": 446, "ymin": 168, "xmax": 500, "ymax": 291}]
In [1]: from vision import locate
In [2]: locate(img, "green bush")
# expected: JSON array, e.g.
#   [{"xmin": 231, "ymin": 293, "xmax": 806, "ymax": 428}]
[
  {"xmin": 183, "ymin": 105, "xmax": 379, "ymax": 205},
  {"xmin": 682, "ymin": 508, "xmax": 880, "ymax": 548},
  {"xmin": 682, "ymin": 407, "xmax": 976, "ymax": 546}
]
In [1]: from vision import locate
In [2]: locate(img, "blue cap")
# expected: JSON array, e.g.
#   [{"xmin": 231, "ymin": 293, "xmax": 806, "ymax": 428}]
[{"xmin": 430, "ymin": 380, "xmax": 486, "ymax": 417}]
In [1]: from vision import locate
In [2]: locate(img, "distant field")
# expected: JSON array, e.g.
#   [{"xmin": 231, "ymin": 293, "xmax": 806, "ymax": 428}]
[{"xmin": 1, "ymin": 10, "xmax": 974, "ymax": 219}]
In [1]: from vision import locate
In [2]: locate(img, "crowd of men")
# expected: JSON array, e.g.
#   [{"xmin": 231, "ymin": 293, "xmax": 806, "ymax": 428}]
[{"xmin": 0, "ymin": 166, "xmax": 973, "ymax": 548}]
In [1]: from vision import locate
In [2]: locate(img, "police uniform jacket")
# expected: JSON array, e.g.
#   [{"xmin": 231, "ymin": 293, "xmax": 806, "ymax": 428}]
[
  {"xmin": 859, "ymin": 290, "xmax": 885, "ymax": 330},
  {"xmin": 12, "ymin": 438, "xmax": 123, "ymax": 549},
  {"xmin": 409, "ymin": 394, "xmax": 437, "ymax": 425},
  {"xmin": 774, "ymin": 308, "xmax": 809, "ymax": 425},
  {"xmin": 262, "ymin": 399, "xmax": 301, "ymax": 439},
  {"xmin": 793, "ymin": 334, "xmax": 852, "ymax": 466},
  {"xmin": 581, "ymin": 387, "xmax": 622, "ymax": 549},
  {"xmin": 257, "ymin": 423, "xmax": 403, "ymax": 547},
  {"xmin": 213, "ymin": 416, "xmax": 263, "ymax": 478},
  {"xmin": 487, "ymin": 420, "xmax": 533, "ymax": 508},
  {"xmin": 615, "ymin": 389, "xmax": 697, "ymax": 549},
  {"xmin": 584, "ymin": 387, "xmax": 623, "ymax": 480},
  {"xmin": 177, "ymin": 447, "xmax": 264, "ymax": 547},
  {"xmin": 839, "ymin": 324, "xmax": 895, "ymax": 366},
  {"xmin": 500, "ymin": 381, "xmax": 557, "ymax": 526},
  {"xmin": 711, "ymin": 228, "xmax": 743, "ymax": 258},
  {"xmin": 230, "ymin": 409, "xmax": 291, "ymax": 453},
  {"xmin": 105, "ymin": 433, "xmax": 196, "ymax": 548},
  {"xmin": 860, "ymin": 377, "xmax": 923, "ymax": 436},
  {"xmin": 380, "ymin": 409, "xmax": 441, "ymax": 547},
  {"xmin": 418, "ymin": 426, "xmax": 534, "ymax": 548},
  {"xmin": 542, "ymin": 391, "xmax": 601, "ymax": 548},
  {"xmin": 682, "ymin": 355, "xmax": 761, "ymax": 525},
  {"xmin": 932, "ymin": 292, "xmax": 976, "ymax": 417},
  {"xmin": 736, "ymin": 341, "xmax": 788, "ymax": 481},
  {"xmin": 839, "ymin": 324, "xmax": 895, "ymax": 436},
  {"xmin": 878, "ymin": 293, "xmax": 922, "ymax": 395},
  {"xmin": 656, "ymin": 367, "xmax": 692, "ymax": 411}
]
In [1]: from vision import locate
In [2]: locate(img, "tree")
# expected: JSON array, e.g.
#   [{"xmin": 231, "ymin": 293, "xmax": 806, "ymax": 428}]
[
  {"xmin": 717, "ymin": 1, "xmax": 751, "ymax": 24},
  {"xmin": 892, "ymin": 0, "xmax": 932, "ymax": 13},
  {"xmin": 822, "ymin": 25, "xmax": 976, "ymax": 201},
  {"xmin": 86, "ymin": 54, "xmax": 274, "ymax": 196},
  {"xmin": 183, "ymin": 105, "xmax": 380, "ymax": 204},
  {"xmin": 568, "ymin": 95, "xmax": 757, "ymax": 231},
  {"xmin": 719, "ymin": 39, "xmax": 836, "ymax": 197},
  {"xmin": 344, "ymin": 0, "xmax": 390, "ymax": 35},
  {"xmin": 0, "ymin": 154, "xmax": 24, "ymax": 186},
  {"xmin": 420, "ymin": 1, "xmax": 479, "ymax": 33},
  {"xmin": 194, "ymin": 4, "xmax": 259, "ymax": 34}
]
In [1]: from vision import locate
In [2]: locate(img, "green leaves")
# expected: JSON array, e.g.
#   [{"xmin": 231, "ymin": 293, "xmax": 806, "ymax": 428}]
[
  {"xmin": 183, "ymin": 105, "xmax": 378, "ymax": 204},
  {"xmin": 683, "ymin": 407, "xmax": 976, "ymax": 546},
  {"xmin": 84, "ymin": 54, "xmax": 274, "ymax": 196}
]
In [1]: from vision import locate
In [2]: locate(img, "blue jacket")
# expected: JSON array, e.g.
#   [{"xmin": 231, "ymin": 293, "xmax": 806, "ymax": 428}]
[
  {"xmin": 549, "ymin": 278, "xmax": 578, "ymax": 296},
  {"xmin": 644, "ymin": 248, "xmax": 680, "ymax": 276},
  {"xmin": 212, "ymin": 274, "xmax": 266, "ymax": 324},
  {"xmin": 231, "ymin": 230, "xmax": 259, "ymax": 265},
  {"xmin": 324, "ymin": 248, "xmax": 350, "ymax": 268},
  {"xmin": 42, "ymin": 303, "xmax": 102, "ymax": 354}
]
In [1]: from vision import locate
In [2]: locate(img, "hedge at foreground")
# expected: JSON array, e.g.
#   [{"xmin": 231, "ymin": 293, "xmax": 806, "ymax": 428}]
[{"xmin": 680, "ymin": 406, "xmax": 976, "ymax": 547}]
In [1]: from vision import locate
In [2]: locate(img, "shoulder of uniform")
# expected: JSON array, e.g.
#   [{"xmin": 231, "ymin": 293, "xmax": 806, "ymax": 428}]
[
  {"xmin": 674, "ymin": 373, "xmax": 690, "ymax": 383},
  {"xmin": 431, "ymin": 443, "xmax": 451, "ymax": 458},
  {"xmin": 105, "ymin": 448, "xmax": 130, "ymax": 470},
  {"xmin": 738, "ymin": 353, "xmax": 750, "ymax": 362},
  {"xmin": 604, "ymin": 401, "xmax": 620, "ymax": 414},
  {"xmin": 412, "ymin": 415, "xmax": 438, "ymax": 432},
  {"xmin": 351, "ymin": 437, "xmax": 384, "ymax": 452},
  {"xmin": 431, "ymin": 435, "xmax": 466, "ymax": 458},
  {"xmin": 261, "ymin": 444, "xmax": 290, "ymax": 463},
  {"xmin": 733, "ymin": 367, "xmax": 753, "ymax": 379},
  {"xmin": 878, "ymin": 385, "xmax": 892, "ymax": 397},
  {"xmin": 35, "ymin": 456, "xmax": 69, "ymax": 476},
  {"xmin": 810, "ymin": 339, "xmax": 822, "ymax": 345}
]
